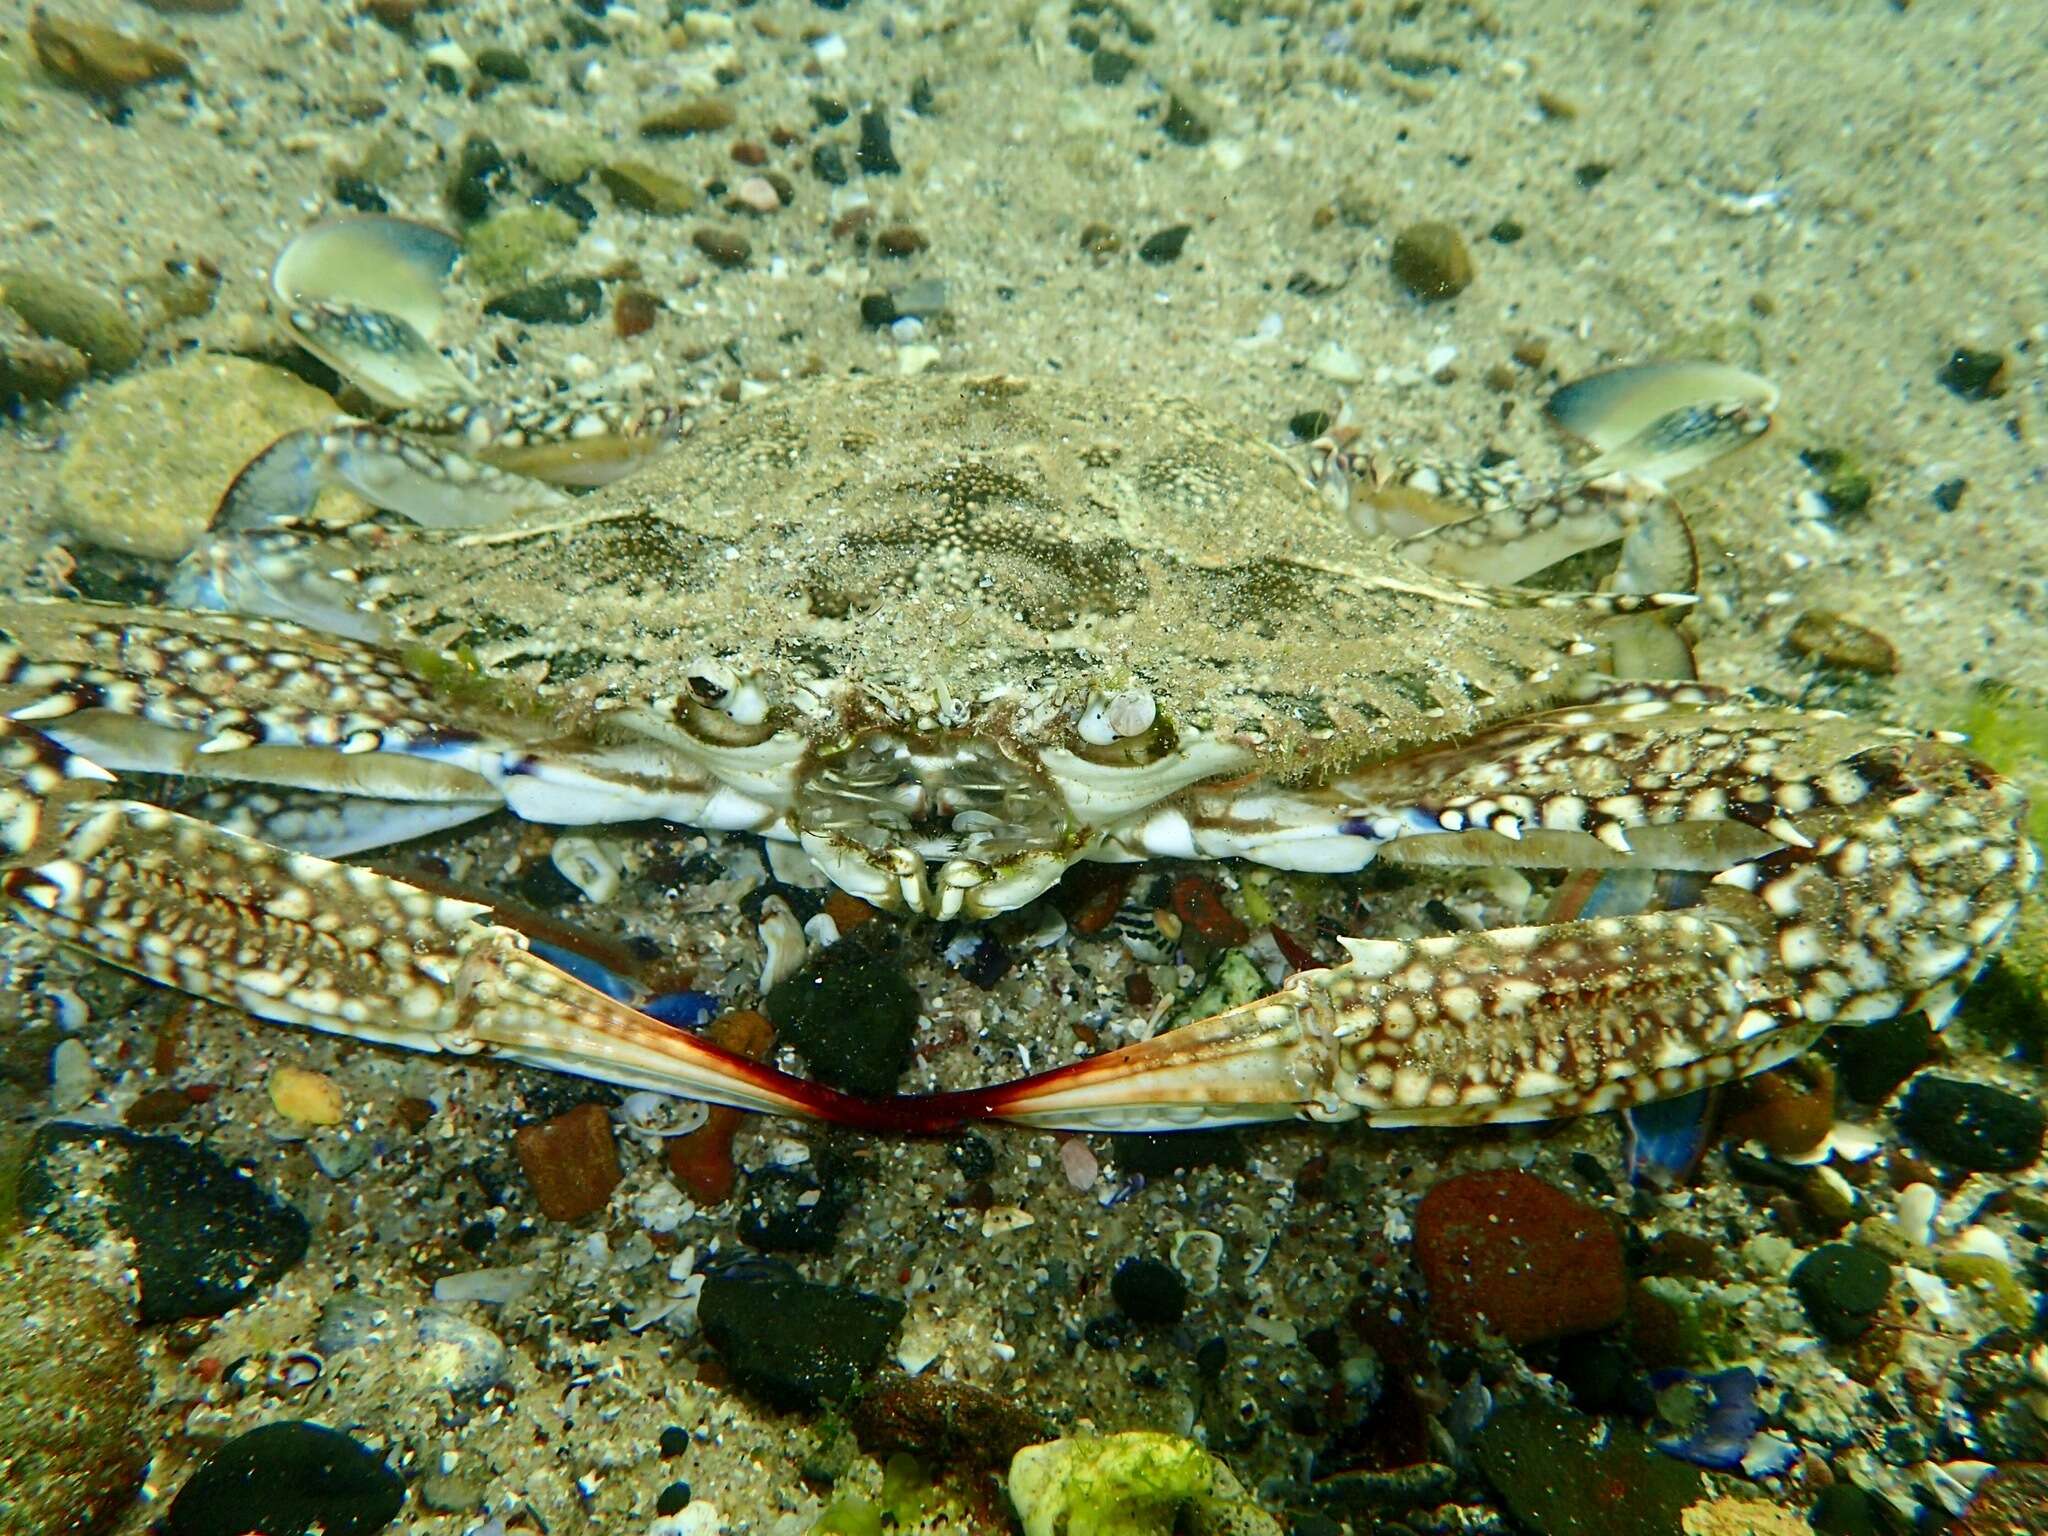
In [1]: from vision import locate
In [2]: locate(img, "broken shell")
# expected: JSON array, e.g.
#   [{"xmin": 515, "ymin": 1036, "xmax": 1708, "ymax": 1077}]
[
  {"xmin": 1171, "ymin": 1229, "xmax": 1225, "ymax": 1296},
  {"xmin": 1548, "ymin": 361, "xmax": 1779, "ymax": 487},
  {"xmin": 272, "ymin": 217, "xmax": 475, "ymax": 408}
]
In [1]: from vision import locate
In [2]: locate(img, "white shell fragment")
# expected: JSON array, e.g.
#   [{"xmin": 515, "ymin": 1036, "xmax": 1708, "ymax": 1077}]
[
  {"xmin": 1171, "ymin": 1229, "xmax": 1226, "ymax": 1296},
  {"xmin": 1548, "ymin": 361, "xmax": 1779, "ymax": 488},
  {"xmin": 550, "ymin": 835, "xmax": 621, "ymax": 904},
  {"xmin": 272, "ymin": 216, "xmax": 475, "ymax": 409},
  {"xmin": 757, "ymin": 894, "xmax": 808, "ymax": 993}
]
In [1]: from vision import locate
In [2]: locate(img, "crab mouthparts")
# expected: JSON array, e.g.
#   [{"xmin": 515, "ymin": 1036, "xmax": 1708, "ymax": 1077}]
[{"xmin": 790, "ymin": 728, "xmax": 1079, "ymax": 917}]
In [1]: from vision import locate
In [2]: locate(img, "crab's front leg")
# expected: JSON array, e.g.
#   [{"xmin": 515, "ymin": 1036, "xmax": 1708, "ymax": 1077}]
[
  {"xmin": 0, "ymin": 720, "xmax": 883, "ymax": 1125},
  {"xmin": 981, "ymin": 714, "xmax": 2036, "ymax": 1132}
]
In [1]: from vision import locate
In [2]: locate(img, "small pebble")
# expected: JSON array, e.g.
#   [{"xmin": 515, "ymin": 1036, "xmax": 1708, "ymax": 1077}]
[
  {"xmin": 1110, "ymin": 1257, "xmax": 1187, "ymax": 1329},
  {"xmin": 1170, "ymin": 873, "xmax": 1249, "ymax": 947},
  {"xmin": 268, "ymin": 1065, "xmax": 345, "ymax": 1127},
  {"xmin": 812, "ymin": 144, "xmax": 850, "ymax": 185},
  {"xmin": 599, "ymin": 160, "xmax": 697, "ymax": 216},
  {"xmin": 1784, "ymin": 610, "xmax": 1898, "ymax": 675},
  {"xmin": 474, "ymin": 46, "xmax": 532, "ymax": 83},
  {"xmin": 732, "ymin": 176, "xmax": 781, "ymax": 214},
  {"xmin": 0, "ymin": 268, "xmax": 143, "ymax": 376},
  {"xmin": 1092, "ymin": 49, "xmax": 1136, "ymax": 85},
  {"xmin": 615, "ymin": 286, "xmax": 661, "ymax": 338},
  {"xmin": 513, "ymin": 1101, "xmax": 621, "ymax": 1221},
  {"xmin": 763, "ymin": 939, "xmax": 919, "ymax": 1097},
  {"xmin": 447, "ymin": 136, "xmax": 513, "ymax": 222},
  {"xmin": 876, "ymin": 224, "xmax": 927, "ymax": 257},
  {"xmin": 30, "ymin": 12, "xmax": 189, "ymax": 97},
  {"xmin": 666, "ymin": 1011, "xmax": 775, "ymax": 1203},
  {"xmin": 1161, "ymin": 94, "xmax": 1212, "ymax": 146},
  {"xmin": 657, "ymin": 1481, "xmax": 693, "ymax": 1516},
  {"xmin": 1937, "ymin": 347, "xmax": 2007, "ymax": 400},
  {"xmin": 1137, "ymin": 224, "xmax": 1192, "ymax": 264},
  {"xmin": 640, "ymin": 97, "xmax": 736, "ymax": 138},
  {"xmin": 1389, "ymin": 221, "xmax": 1474, "ymax": 301},
  {"xmin": 415, "ymin": 1309, "xmax": 510, "ymax": 1395},
  {"xmin": 857, "ymin": 109, "xmax": 901, "ymax": 174},
  {"xmin": 1791, "ymin": 1242, "xmax": 1891, "ymax": 1341},
  {"xmin": 483, "ymin": 276, "xmax": 605, "ymax": 325},
  {"xmin": 692, "ymin": 227, "xmax": 753, "ymax": 268}
]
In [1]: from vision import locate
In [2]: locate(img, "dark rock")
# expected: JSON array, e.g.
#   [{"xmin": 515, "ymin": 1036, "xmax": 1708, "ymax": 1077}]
[
  {"xmin": 1791, "ymin": 1243, "xmax": 1892, "ymax": 1342},
  {"xmin": 858, "ymin": 291, "xmax": 898, "ymax": 328},
  {"xmin": 1573, "ymin": 161, "xmax": 1613, "ymax": 188},
  {"xmin": 659, "ymin": 1424, "xmax": 691, "ymax": 1459},
  {"xmin": 849, "ymin": 1375, "xmax": 1049, "ymax": 1468},
  {"xmin": 1898, "ymin": 1075, "xmax": 2046, "ymax": 1172},
  {"xmin": 1835, "ymin": 1010, "xmax": 1936, "ymax": 1102},
  {"xmin": 18, "ymin": 1122, "xmax": 309, "ymax": 1323},
  {"xmin": 1948, "ymin": 1464, "xmax": 2048, "ymax": 1536},
  {"xmin": 167, "ymin": 1422, "xmax": 404, "ymax": 1536},
  {"xmin": 447, "ymin": 136, "xmax": 513, "ymax": 222},
  {"xmin": 0, "ymin": 1236, "xmax": 149, "ymax": 1536},
  {"xmin": 1489, "ymin": 217, "xmax": 1525, "ymax": 243},
  {"xmin": 1932, "ymin": 476, "xmax": 1968, "ymax": 512},
  {"xmin": 736, "ymin": 1151, "xmax": 859, "ymax": 1252},
  {"xmin": 1111, "ymin": 1257, "xmax": 1187, "ymax": 1328},
  {"xmin": 1137, "ymin": 224, "xmax": 1192, "ymax": 264},
  {"xmin": 812, "ymin": 143, "xmax": 850, "ymax": 185},
  {"xmin": 1785, "ymin": 610, "xmax": 1897, "ymax": 675},
  {"xmin": 857, "ymin": 109, "xmax": 901, "ymax": 175},
  {"xmin": 656, "ymin": 1481, "xmax": 692, "ymax": 1516},
  {"xmin": 483, "ymin": 276, "xmax": 605, "ymax": 325},
  {"xmin": 1953, "ymin": 958, "xmax": 2047, "ymax": 1063},
  {"xmin": 1390, "ymin": 221, "xmax": 1474, "ymax": 301},
  {"xmin": 1809, "ymin": 1483, "xmax": 1886, "ymax": 1536},
  {"xmin": 331, "ymin": 175, "xmax": 388, "ymax": 214},
  {"xmin": 1092, "ymin": 48, "xmax": 1135, "ymax": 85},
  {"xmin": 1289, "ymin": 408, "xmax": 1333, "ymax": 441},
  {"xmin": 1475, "ymin": 1402, "xmax": 1706, "ymax": 1536},
  {"xmin": 1413, "ymin": 1170, "xmax": 1624, "ymax": 1347},
  {"xmin": 763, "ymin": 937, "xmax": 920, "ymax": 1096},
  {"xmin": 1937, "ymin": 347, "xmax": 2007, "ymax": 401},
  {"xmin": 1161, "ymin": 93, "xmax": 1210, "ymax": 146},
  {"xmin": 698, "ymin": 1264, "xmax": 905, "ymax": 1410},
  {"xmin": 811, "ymin": 95, "xmax": 849, "ymax": 126}
]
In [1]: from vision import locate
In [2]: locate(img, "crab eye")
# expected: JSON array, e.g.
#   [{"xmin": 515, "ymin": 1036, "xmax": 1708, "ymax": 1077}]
[
  {"xmin": 1073, "ymin": 688, "xmax": 1174, "ymax": 765},
  {"xmin": 672, "ymin": 660, "xmax": 775, "ymax": 745}
]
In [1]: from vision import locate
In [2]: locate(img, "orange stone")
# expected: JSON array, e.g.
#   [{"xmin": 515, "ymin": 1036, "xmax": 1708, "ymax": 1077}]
[
  {"xmin": 1414, "ymin": 1169, "xmax": 1625, "ymax": 1347},
  {"xmin": 514, "ymin": 1101, "xmax": 621, "ymax": 1222},
  {"xmin": 666, "ymin": 1011, "xmax": 775, "ymax": 1205}
]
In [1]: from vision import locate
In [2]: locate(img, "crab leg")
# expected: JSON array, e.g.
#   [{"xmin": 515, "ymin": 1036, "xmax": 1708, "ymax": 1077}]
[
  {"xmin": 0, "ymin": 721, "xmax": 889, "ymax": 1123},
  {"xmin": 983, "ymin": 731, "xmax": 2036, "ymax": 1132}
]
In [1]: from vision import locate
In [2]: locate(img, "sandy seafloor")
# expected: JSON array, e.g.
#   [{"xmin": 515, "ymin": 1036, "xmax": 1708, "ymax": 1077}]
[{"xmin": 1, "ymin": 1, "xmax": 2046, "ymax": 1533}]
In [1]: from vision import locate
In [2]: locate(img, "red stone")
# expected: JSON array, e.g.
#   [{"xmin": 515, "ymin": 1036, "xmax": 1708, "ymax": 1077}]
[
  {"xmin": 666, "ymin": 1011, "xmax": 775, "ymax": 1205},
  {"xmin": 1413, "ymin": 1169, "xmax": 1625, "ymax": 1347},
  {"xmin": 1171, "ymin": 873, "xmax": 1250, "ymax": 947},
  {"xmin": 515, "ymin": 1102, "xmax": 622, "ymax": 1222}
]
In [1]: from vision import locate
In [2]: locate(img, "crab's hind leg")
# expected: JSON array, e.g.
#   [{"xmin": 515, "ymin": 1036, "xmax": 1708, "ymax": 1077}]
[
  {"xmin": 984, "ymin": 699, "xmax": 2036, "ymax": 1132},
  {"xmin": 0, "ymin": 719, "xmax": 889, "ymax": 1123}
]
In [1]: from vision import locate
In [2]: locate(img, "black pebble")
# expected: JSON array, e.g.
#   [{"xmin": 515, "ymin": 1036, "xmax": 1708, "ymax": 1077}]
[
  {"xmin": 658, "ymin": 1425, "xmax": 691, "ymax": 1459},
  {"xmin": 762, "ymin": 937, "xmax": 921, "ymax": 1096},
  {"xmin": 857, "ymin": 109, "xmax": 901, "ymax": 175},
  {"xmin": 1138, "ymin": 224, "xmax": 1192, "ymax": 264},
  {"xmin": 1898, "ymin": 1075, "xmax": 2046, "ymax": 1172},
  {"xmin": 810, "ymin": 94, "xmax": 849, "ymax": 125},
  {"xmin": 858, "ymin": 291, "xmax": 898, "ymax": 328},
  {"xmin": 424, "ymin": 61, "xmax": 462, "ymax": 95},
  {"xmin": 697, "ymin": 1263, "xmax": 904, "ymax": 1411},
  {"xmin": 535, "ymin": 181, "xmax": 599, "ymax": 227},
  {"xmin": 561, "ymin": 11, "xmax": 609, "ymax": 46},
  {"xmin": 1573, "ymin": 161, "xmax": 1613, "ymax": 188},
  {"xmin": 1937, "ymin": 347, "xmax": 2007, "ymax": 401},
  {"xmin": 1488, "ymin": 217, "xmax": 1525, "ymax": 243},
  {"xmin": 656, "ymin": 1481, "xmax": 692, "ymax": 1516},
  {"xmin": 1092, "ymin": 49, "xmax": 1136, "ymax": 85},
  {"xmin": 947, "ymin": 1131, "xmax": 997, "ymax": 1181},
  {"xmin": 1161, "ymin": 94, "xmax": 1210, "ymax": 146},
  {"xmin": 1834, "ymin": 1010, "xmax": 1935, "ymax": 1103},
  {"xmin": 167, "ymin": 1423, "xmax": 403, "ymax": 1536},
  {"xmin": 18, "ymin": 1122, "xmax": 309, "ymax": 1323},
  {"xmin": 1083, "ymin": 1313, "xmax": 1128, "ymax": 1349},
  {"xmin": 1791, "ymin": 1242, "xmax": 1892, "ymax": 1341},
  {"xmin": 475, "ymin": 47, "xmax": 533, "ymax": 83},
  {"xmin": 484, "ymin": 277, "xmax": 606, "ymax": 326},
  {"xmin": 514, "ymin": 853, "xmax": 587, "ymax": 909},
  {"xmin": 1288, "ymin": 408, "xmax": 1332, "ymax": 441},
  {"xmin": 812, "ymin": 143, "xmax": 849, "ymax": 186},
  {"xmin": 1931, "ymin": 476, "xmax": 1968, "ymax": 511},
  {"xmin": 331, "ymin": 175, "xmax": 388, "ymax": 214},
  {"xmin": 1110, "ymin": 1257, "xmax": 1188, "ymax": 1328},
  {"xmin": 1194, "ymin": 1335, "xmax": 1228, "ymax": 1377},
  {"xmin": 448, "ymin": 136, "xmax": 514, "ymax": 222}
]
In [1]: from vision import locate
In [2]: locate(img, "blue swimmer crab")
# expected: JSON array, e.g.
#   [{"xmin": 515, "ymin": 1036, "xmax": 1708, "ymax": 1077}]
[{"xmin": 0, "ymin": 365, "xmax": 2034, "ymax": 1136}]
